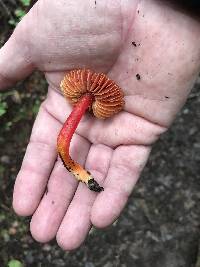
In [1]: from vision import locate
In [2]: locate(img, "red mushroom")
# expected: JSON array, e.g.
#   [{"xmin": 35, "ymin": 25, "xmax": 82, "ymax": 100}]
[{"xmin": 57, "ymin": 69, "xmax": 124, "ymax": 192}]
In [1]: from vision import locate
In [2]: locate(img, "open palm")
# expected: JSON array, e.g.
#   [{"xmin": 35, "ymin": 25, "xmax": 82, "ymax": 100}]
[{"xmin": 0, "ymin": 0, "xmax": 200, "ymax": 250}]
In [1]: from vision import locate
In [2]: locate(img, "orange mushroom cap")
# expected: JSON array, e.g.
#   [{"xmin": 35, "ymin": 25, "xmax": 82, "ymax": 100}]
[{"xmin": 60, "ymin": 69, "xmax": 125, "ymax": 119}]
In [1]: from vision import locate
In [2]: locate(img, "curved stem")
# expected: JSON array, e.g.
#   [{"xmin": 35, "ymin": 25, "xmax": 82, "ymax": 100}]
[{"xmin": 57, "ymin": 94, "xmax": 104, "ymax": 192}]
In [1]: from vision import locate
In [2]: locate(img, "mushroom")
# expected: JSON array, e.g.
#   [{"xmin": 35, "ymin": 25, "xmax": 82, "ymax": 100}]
[{"xmin": 57, "ymin": 69, "xmax": 124, "ymax": 192}]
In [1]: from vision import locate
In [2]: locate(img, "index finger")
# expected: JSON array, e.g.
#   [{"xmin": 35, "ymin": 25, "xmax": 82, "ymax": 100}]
[{"xmin": 12, "ymin": 100, "xmax": 60, "ymax": 216}]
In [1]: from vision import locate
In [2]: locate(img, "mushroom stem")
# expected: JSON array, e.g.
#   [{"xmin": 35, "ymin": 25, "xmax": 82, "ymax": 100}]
[{"xmin": 57, "ymin": 94, "xmax": 104, "ymax": 192}]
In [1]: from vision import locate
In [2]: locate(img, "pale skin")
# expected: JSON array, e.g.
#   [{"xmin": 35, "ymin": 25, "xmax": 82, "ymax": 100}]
[{"xmin": 0, "ymin": 0, "xmax": 200, "ymax": 250}]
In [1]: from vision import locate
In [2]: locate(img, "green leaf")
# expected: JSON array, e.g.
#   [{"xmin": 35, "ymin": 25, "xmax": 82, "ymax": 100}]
[
  {"xmin": 0, "ymin": 102, "xmax": 7, "ymax": 116},
  {"xmin": 8, "ymin": 19, "xmax": 18, "ymax": 26},
  {"xmin": 8, "ymin": 260, "xmax": 23, "ymax": 267},
  {"xmin": 5, "ymin": 121, "xmax": 12, "ymax": 131},
  {"xmin": 14, "ymin": 9, "xmax": 26, "ymax": 19},
  {"xmin": 20, "ymin": 0, "xmax": 31, "ymax": 6}
]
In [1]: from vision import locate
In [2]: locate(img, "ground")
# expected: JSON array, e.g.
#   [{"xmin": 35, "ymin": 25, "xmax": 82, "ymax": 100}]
[{"xmin": 0, "ymin": 1, "xmax": 200, "ymax": 267}]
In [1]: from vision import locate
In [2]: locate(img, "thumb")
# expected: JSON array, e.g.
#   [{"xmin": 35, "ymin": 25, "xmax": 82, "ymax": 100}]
[{"xmin": 0, "ymin": 18, "xmax": 35, "ymax": 90}]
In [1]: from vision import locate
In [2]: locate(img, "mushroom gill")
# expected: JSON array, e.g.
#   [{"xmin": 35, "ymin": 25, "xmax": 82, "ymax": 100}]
[{"xmin": 60, "ymin": 69, "xmax": 124, "ymax": 119}]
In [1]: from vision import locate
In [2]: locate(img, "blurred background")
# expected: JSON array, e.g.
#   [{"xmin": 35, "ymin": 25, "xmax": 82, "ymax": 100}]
[{"xmin": 0, "ymin": 1, "xmax": 200, "ymax": 267}]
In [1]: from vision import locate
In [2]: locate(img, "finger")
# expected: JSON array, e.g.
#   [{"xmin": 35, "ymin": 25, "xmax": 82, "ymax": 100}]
[
  {"xmin": 13, "ymin": 102, "xmax": 60, "ymax": 216},
  {"xmin": 0, "ymin": 22, "xmax": 34, "ymax": 89},
  {"xmin": 56, "ymin": 144, "xmax": 112, "ymax": 250},
  {"xmin": 30, "ymin": 134, "xmax": 90, "ymax": 243},
  {"xmin": 91, "ymin": 145, "xmax": 151, "ymax": 228}
]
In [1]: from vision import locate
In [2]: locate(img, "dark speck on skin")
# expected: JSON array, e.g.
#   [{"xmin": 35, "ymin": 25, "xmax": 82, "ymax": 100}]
[
  {"xmin": 95, "ymin": 0, "xmax": 96, "ymax": 5},
  {"xmin": 52, "ymin": 200, "xmax": 55, "ymax": 205},
  {"xmin": 137, "ymin": 10, "xmax": 140, "ymax": 14},
  {"xmin": 136, "ymin": 74, "xmax": 141, "ymax": 80},
  {"xmin": 165, "ymin": 96, "xmax": 170, "ymax": 99},
  {"xmin": 114, "ymin": 129, "xmax": 119, "ymax": 136},
  {"xmin": 132, "ymin": 41, "xmax": 137, "ymax": 47}
]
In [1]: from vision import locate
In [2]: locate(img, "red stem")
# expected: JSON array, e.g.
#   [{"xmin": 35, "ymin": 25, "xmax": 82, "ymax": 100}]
[
  {"xmin": 58, "ymin": 94, "xmax": 93, "ymax": 153},
  {"xmin": 57, "ymin": 94, "xmax": 104, "ymax": 192}
]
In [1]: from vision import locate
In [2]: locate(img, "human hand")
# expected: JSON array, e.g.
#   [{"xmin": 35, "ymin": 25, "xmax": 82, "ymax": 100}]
[{"xmin": 0, "ymin": 0, "xmax": 200, "ymax": 250}]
